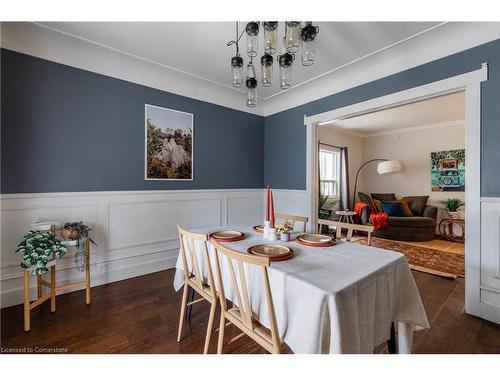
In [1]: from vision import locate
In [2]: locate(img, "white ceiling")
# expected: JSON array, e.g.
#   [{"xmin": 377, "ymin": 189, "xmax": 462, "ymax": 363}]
[
  {"xmin": 329, "ymin": 91, "xmax": 465, "ymax": 136},
  {"xmin": 38, "ymin": 22, "xmax": 441, "ymax": 99}
]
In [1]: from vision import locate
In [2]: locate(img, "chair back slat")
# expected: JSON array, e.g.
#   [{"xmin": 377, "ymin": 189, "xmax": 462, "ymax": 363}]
[
  {"xmin": 317, "ymin": 219, "xmax": 374, "ymax": 245},
  {"xmin": 226, "ymin": 255, "xmax": 245, "ymax": 315},
  {"xmin": 202, "ymin": 241, "xmax": 217, "ymax": 300},
  {"xmin": 236, "ymin": 260, "xmax": 254, "ymax": 329}
]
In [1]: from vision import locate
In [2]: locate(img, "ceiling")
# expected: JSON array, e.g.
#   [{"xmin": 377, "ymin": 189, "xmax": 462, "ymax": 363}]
[
  {"xmin": 38, "ymin": 22, "xmax": 441, "ymax": 99},
  {"xmin": 329, "ymin": 91, "xmax": 465, "ymax": 136}
]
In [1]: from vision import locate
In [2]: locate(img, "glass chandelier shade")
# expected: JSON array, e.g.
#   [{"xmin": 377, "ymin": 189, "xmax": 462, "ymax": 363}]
[
  {"xmin": 231, "ymin": 55, "xmax": 244, "ymax": 87},
  {"xmin": 226, "ymin": 21, "xmax": 319, "ymax": 106},
  {"xmin": 245, "ymin": 22, "xmax": 259, "ymax": 58},
  {"xmin": 260, "ymin": 53, "xmax": 273, "ymax": 87},
  {"xmin": 246, "ymin": 77, "xmax": 257, "ymax": 107},
  {"xmin": 285, "ymin": 21, "xmax": 301, "ymax": 53},
  {"xmin": 301, "ymin": 23, "xmax": 319, "ymax": 66},
  {"xmin": 263, "ymin": 22, "xmax": 278, "ymax": 54},
  {"xmin": 278, "ymin": 52, "xmax": 294, "ymax": 89}
]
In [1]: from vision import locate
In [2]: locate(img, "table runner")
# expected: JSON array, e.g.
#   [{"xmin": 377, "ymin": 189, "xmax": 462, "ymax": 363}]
[{"xmin": 173, "ymin": 226, "xmax": 429, "ymax": 354}]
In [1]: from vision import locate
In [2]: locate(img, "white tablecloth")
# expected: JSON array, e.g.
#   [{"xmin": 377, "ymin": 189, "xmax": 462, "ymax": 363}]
[{"xmin": 173, "ymin": 225, "xmax": 429, "ymax": 354}]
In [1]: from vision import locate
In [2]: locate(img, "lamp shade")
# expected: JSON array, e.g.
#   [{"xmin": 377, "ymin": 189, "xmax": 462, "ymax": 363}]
[{"xmin": 377, "ymin": 160, "xmax": 402, "ymax": 175}]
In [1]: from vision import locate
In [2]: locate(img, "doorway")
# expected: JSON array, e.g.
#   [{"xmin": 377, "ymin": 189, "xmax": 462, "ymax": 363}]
[{"xmin": 304, "ymin": 63, "xmax": 500, "ymax": 324}]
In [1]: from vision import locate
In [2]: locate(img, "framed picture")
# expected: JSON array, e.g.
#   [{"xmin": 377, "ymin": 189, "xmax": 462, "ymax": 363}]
[
  {"xmin": 145, "ymin": 104, "xmax": 193, "ymax": 180},
  {"xmin": 431, "ymin": 149, "xmax": 465, "ymax": 192}
]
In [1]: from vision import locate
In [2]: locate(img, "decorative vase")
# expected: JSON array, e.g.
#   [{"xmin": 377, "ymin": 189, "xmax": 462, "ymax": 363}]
[
  {"xmin": 449, "ymin": 211, "xmax": 459, "ymax": 220},
  {"xmin": 280, "ymin": 232, "xmax": 290, "ymax": 242},
  {"xmin": 269, "ymin": 228, "xmax": 278, "ymax": 241},
  {"xmin": 263, "ymin": 220, "xmax": 271, "ymax": 240}
]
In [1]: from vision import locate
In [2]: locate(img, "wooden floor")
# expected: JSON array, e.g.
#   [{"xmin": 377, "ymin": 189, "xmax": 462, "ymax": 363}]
[{"xmin": 1, "ymin": 269, "xmax": 499, "ymax": 354}]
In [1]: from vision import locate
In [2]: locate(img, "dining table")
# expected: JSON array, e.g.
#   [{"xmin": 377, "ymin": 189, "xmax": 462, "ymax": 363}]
[{"xmin": 173, "ymin": 225, "xmax": 429, "ymax": 354}]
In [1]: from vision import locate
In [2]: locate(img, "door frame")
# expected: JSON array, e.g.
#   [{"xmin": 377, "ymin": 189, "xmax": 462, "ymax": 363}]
[{"xmin": 304, "ymin": 63, "xmax": 489, "ymax": 320}]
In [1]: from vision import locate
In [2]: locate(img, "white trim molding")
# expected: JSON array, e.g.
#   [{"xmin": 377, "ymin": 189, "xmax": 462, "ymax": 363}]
[{"xmin": 304, "ymin": 63, "xmax": 500, "ymax": 324}]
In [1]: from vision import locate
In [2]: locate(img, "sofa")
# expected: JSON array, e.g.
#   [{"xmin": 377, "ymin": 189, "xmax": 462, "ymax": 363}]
[{"xmin": 357, "ymin": 192, "xmax": 438, "ymax": 242}]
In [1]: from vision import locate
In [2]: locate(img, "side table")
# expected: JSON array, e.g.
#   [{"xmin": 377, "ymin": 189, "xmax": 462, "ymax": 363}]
[
  {"xmin": 335, "ymin": 210, "xmax": 357, "ymax": 224},
  {"xmin": 439, "ymin": 218, "xmax": 465, "ymax": 243}
]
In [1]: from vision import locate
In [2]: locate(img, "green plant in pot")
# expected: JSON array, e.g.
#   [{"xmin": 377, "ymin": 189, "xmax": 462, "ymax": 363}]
[
  {"xmin": 16, "ymin": 231, "xmax": 67, "ymax": 275},
  {"xmin": 441, "ymin": 198, "xmax": 465, "ymax": 219},
  {"xmin": 61, "ymin": 221, "xmax": 96, "ymax": 272}
]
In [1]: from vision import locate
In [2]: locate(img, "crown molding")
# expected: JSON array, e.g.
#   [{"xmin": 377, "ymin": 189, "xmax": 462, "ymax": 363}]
[
  {"xmin": 2, "ymin": 22, "xmax": 499, "ymax": 118},
  {"xmin": 361, "ymin": 119, "xmax": 465, "ymax": 138},
  {"xmin": 1, "ymin": 22, "xmax": 265, "ymax": 116},
  {"xmin": 264, "ymin": 22, "xmax": 500, "ymax": 116}
]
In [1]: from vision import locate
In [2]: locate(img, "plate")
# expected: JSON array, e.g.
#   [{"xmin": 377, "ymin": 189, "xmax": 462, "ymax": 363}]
[
  {"xmin": 297, "ymin": 237, "xmax": 336, "ymax": 247},
  {"xmin": 248, "ymin": 244, "xmax": 292, "ymax": 257},
  {"xmin": 297, "ymin": 234, "xmax": 333, "ymax": 244},
  {"xmin": 247, "ymin": 245, "xmax": 294, "ymax": 262},
  {"xmin": 211, "ymin": 230, "xmax": 244, "ymax": 239},
  {"xmin": 252, "ymin": 225, "xmax": 264, "ymax": 232}
]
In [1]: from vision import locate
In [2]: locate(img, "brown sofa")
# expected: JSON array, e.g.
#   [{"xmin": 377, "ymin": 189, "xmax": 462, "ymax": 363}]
[{"xmin": 357, "ymin": 192, "xmax": 438, "ymax": 242}]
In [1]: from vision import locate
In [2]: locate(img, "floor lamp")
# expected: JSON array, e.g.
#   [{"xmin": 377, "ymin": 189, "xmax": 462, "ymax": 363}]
[{"xmin": 351, "ymin": 159, "xmax": 402, "ymax": 209}]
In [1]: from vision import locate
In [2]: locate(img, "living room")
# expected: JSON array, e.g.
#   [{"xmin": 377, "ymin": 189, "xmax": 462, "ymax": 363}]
[{"xmin": 318, "ymin": 91, "xmax": 466, "ymax": 278}]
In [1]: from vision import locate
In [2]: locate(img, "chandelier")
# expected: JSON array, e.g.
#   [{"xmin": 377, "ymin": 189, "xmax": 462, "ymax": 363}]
[{"xmin": 227, "ymin": 21, "xmax": 320, "ymax": 107}]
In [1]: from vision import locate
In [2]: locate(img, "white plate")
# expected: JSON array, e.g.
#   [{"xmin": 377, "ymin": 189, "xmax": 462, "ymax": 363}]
[{"xmin": 298, "ymin": 234, "xmax": 333, "ymax": 244}]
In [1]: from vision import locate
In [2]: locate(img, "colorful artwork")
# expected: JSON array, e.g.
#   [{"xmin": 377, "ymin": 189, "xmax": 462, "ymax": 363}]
[
  {"xmin": 145, "ymin": 104, "xmax": 193, "ymax": 180},
  {"xmin": 431, "ymin": 149, "xmax": 465, "ymax": 192}
]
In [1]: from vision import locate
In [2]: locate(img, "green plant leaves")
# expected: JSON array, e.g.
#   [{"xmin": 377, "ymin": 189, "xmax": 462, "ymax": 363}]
[{"xmin": 16, "ymin": 231, "xmax": 67, "ymax": 275}]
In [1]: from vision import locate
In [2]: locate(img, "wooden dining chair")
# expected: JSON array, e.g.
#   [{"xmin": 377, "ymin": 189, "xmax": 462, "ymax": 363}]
[
  {"xmin": 211, "ymin": 240, "xmax": 282, "ymax": 354},
  {"xmin": 177, "ymin": 225, "xmax": 218, "ymax": 354},
  {"xmin": 275, "ymin": 213, "xmax": 309, "ymax": 232},
  {"xmin": 317, "ymin": 219, "xmax": 374, "ymax": 245}
]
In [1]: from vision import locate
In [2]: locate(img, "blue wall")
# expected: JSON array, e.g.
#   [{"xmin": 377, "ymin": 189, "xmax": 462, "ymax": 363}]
[
  {"xmin": 3, "ymin": 39, "xmax": 500, "ymax": 195},
  {"xmin": 264, "ymin": 39, "xmax": 500, "ymax": 197},
  {"xmin": 1, "ymin": 49, "xmax": 265, "ymax": 193}
]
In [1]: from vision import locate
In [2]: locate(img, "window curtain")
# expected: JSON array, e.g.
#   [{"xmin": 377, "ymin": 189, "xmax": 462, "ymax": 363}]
[{"xmin": 339, "ymin": 147, "xmax": 350, "ymax": 211}]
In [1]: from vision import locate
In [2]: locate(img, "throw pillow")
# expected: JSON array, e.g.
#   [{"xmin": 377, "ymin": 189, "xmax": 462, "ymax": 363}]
[
  {"xmin": 371, "ymin": 193, "xmax": 397, "ymax": 202},
  {"xmin": 381, "ymin": 201, "xmax": 405, "ymax": 217},
  {"xmin": 372, "ymin": 199, "xmax": 383, "ymax": 213},
  {"xmin": 358, "ymin": 192, "xmax": 375, "ymax": 211},
  {"xmin": 402, "ymin": 196, "xmax": 429, "ymax": 216},
  {"xmin": 399, "ymin": 199, "xmax": 414, "ymax": 217}
]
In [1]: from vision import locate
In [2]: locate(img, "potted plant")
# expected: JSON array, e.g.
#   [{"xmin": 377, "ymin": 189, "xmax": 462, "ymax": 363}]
[
  {"xmin": 441, "ymin": 198, "xmax": 465, "ymax": 219},
  {"xmin": 61, "ymin": 221, "xmax": 96, "ymax": 271},
  {"xmin": 275, "ymin": 222, "xmax": 293, "ymax": 242},
  {"xmin": 16, "ymin": 231, "xmax": 67, "ymax": 275}
]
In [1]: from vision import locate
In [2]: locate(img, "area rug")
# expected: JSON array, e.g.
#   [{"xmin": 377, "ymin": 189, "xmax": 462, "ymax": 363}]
[{"xmin": 354, "ymin": 237, "xmax": 465, "ymax": 278}]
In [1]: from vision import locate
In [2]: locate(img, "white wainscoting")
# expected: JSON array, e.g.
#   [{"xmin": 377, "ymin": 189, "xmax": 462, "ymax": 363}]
[
  {"xmin": 480, "ymin": 198, "xmax": 500, "ymax": 323},
  {"xmin": 0, "ymin": 189, "xmax": 276, "ymax": 308}
]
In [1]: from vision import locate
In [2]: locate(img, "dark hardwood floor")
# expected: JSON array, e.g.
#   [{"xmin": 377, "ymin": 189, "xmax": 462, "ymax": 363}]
[{"xmin": 1, "ymin": 269, "xmax": 499, "ymax": 354}]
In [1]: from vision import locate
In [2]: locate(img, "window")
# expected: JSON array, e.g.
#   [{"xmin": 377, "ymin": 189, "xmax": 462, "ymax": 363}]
[{"xmin": 319, "ymin": 147, "xmax": 341, "ymax": 197}]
